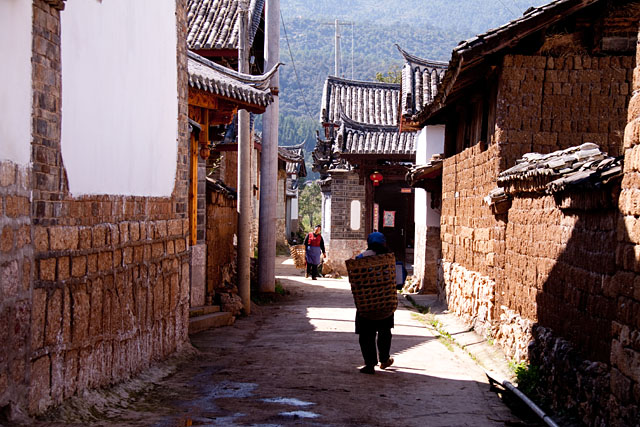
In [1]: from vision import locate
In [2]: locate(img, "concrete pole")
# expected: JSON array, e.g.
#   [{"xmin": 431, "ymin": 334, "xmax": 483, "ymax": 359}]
[
  {"xmin": 335, "ymin": 19, "xmax": 340, "ymax": 76},
  {"xmin": 237, "ymin": 2, "xmax": 251, "ymax": 313},
  {"xmin": 257, "ymin": 0, "xmax": 280, "ymax": 293}
]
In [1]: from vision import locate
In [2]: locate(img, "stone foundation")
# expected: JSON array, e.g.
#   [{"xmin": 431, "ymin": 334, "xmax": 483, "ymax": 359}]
[
  {"xmin": 325, "ymin": 238, "xmax": 366, "ymax": 276},
  {"xmin": 530, "ymin": 325, "xmax": 613, "ymax": 426},
  {"xmin": 495, "ymin": 305, "xmax": 533, "ymax": 362},
  {"xmin": 438, "ymin": 261, "xmax": 495, "ymax": 338}
]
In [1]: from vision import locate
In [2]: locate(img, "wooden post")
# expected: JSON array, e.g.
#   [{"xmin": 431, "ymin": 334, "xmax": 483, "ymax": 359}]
[{"xmin": 237, "ymin": 2, "xmax": 251, "ymax": 314}]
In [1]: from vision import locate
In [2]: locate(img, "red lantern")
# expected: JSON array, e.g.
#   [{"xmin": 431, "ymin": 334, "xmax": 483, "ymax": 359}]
[{"xmin": 370, "ymin": 171, "xmax": 383, "ymax": 187}]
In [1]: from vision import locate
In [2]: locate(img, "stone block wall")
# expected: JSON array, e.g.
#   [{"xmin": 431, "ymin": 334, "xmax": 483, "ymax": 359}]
[
  {"xmin": 329, "ymin": 171, "xmax": 366, "ymax": 241},
  {"xmin": 324, "ymin": 171, "xmax": 367, "ymax": 275},
  {"xmin": 0, "ymin": 163, "xmax": 33, "ymax": 417}
]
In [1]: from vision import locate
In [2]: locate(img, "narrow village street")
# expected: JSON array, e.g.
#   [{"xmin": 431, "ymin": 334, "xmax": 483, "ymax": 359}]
[{"xmin": 33, "ymin": 257, "xmax": 525, "ymax": 427}]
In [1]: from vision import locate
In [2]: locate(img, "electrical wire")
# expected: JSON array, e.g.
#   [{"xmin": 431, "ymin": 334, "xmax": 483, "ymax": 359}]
[
  {"xmin": 280, "ymin": 11, "xmax": 317, "ymax": 122},
  {"xmin": 496, "ymin": 0, "xmax": 519, "ymax": 16}
]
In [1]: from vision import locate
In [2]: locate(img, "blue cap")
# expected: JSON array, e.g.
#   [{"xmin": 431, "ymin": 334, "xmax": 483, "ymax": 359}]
[{"xmin": 367, "ymin": 232, "xmax": 386, "ymax": 245}]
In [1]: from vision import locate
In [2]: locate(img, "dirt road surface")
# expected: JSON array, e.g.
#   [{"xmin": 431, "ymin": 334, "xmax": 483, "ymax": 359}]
[{"xmin": 34, "ymin": 257, "xmax": 524, "ymax": 427}]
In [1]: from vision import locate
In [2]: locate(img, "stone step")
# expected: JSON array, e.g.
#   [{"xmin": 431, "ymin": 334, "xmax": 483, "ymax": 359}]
[
  {"xmin": 189, "ymin": 305, "xmax": 220, "ymax": 318},
  {"xmin": 188, "ymin": 312, "xmax": 234, "ymax": 335}
]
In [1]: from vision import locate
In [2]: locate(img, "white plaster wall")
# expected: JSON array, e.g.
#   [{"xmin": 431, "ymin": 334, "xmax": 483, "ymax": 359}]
[
  {"xmin": 291, "ymin": 194, "xmax": 298, "ymax": 220},
  {"xmin": 61, "ymin": 0, "xmax": 178, "ymax": 196},
  {"xmin": 0, "ymin": 1, "xmax": 32, "ymax": 165},
  {"xmin": 322, "ymin": 193, "xmax": 331, "ymax": 245},
  {"xmin": 416, "ymin": 125, "xmax": 445, "ymax": 164}
]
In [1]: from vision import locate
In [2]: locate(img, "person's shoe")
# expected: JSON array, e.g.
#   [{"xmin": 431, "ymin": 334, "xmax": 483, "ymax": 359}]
[
  {"xmin": 312, "ymin": 277, "xmax": 317, "ymax": 280},
  {"xmin": 380, "ymin": 358, "xmax": 394, "ymax": 369},
  {"xmin": 359, "ymin": 365, "xmax": 375, "ymax": 374}
]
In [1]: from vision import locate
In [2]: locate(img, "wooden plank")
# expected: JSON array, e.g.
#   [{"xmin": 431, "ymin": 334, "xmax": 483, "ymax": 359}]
[{"xmin": 189, "ymin": 134, "xmax": 198, "ymax": 246}]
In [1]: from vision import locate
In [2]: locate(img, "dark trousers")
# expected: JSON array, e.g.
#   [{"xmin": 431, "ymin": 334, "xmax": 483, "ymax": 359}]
[
  {"xmin": 358, "ymin": 328, "xmax": 392, "ymax": 367},
  {"xmin": 306, "ymin": 263, "xmax": 319, "ymax": 279}
]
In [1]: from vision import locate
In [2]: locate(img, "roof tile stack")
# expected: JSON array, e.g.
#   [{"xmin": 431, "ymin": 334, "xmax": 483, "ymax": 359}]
[{"xmin": 497, "ymin": 142, "xmax": 623, "ymax": 194}]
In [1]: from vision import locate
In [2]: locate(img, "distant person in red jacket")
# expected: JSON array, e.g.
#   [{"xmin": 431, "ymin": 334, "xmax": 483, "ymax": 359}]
[{"xmin": 303, "ymin": 225, "xmax": 326, "ymax": 280}]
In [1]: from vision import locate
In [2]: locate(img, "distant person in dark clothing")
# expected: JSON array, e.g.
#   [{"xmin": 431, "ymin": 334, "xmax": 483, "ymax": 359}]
[
  {"xmin": 304, "ymin": 225, "xmax": 326, "ymax": 280},
  {"xmin": 355, "ymin": 232, "xmax": 394, "ymax": 374}
]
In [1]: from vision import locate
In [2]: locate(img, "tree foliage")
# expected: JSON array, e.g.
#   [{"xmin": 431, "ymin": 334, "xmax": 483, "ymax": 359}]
[
  {"xmin": 375, "ymin": 64, "xmax": 402, "ymax": 83},
  {"xmin": 298, "ymin": 181, "xmax": 322, "ymax": 233}
]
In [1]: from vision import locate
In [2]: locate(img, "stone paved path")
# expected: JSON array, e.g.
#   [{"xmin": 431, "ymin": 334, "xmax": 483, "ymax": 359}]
[{"xmin": 34, "ymin": 256, "xmax": 524, "ymax": 426}]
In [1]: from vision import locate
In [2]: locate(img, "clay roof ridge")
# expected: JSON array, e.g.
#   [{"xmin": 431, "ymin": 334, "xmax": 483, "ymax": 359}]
[{"xmin": 395, "ymin": 44, "xmax": 448, "ymax": 69}]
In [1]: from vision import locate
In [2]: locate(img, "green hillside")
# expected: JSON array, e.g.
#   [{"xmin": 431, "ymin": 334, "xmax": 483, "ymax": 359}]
[{"xmin": 275, "ymin": 0, "xmax": 549, "ymax": 176}]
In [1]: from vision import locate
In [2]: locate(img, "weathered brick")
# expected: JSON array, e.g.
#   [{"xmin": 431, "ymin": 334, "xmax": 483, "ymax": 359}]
[
  {"xmin": 0, "ymin": 260, "xmax": 19, "ymax": 298},
  {"xmin": 29, "ymin": 355, "xmax": 51, "ymax": 413},
  {"xmin": 71, "ymin": 255, "xmax": 86, "ymax": 278},
  {"xmin": 39, "ymin": 258, "xmax": 56, "ymax": 281},
  {"xmin": 98, "ymin": 251, "xmax": 113, "ymax": 272},
  {"xmin": 49, "ymin": 226, "xmax": 79, "ymax": 251},
  {"xmin": 45, "ymin": 288, "xmax": 62, "ymax": 347},
  {"xmin": 50, "ymin": 352, "xmax": 64, "ymax": 405},
  {"xmin": 119, "ymin": 222, "xmax": 129, "ymax": 243},
  {"xmin": 93, "ymin": 225, "xmax": 107, "ymax": 248},
  {"xmin": 87, "ymin": 253, "xmax": 98, "ymax": 274},
  {"xmin": 57, "ymin": 256, "xmax": 70, "ymax": 281},
  {"xmin": 168, "ymin": 219, "xmax": 182, "ymax": 237},
  {"xmin": 78, "ymin": 227, "xmax": 92, "ymax": 250},
  {"xmin": 71, "ymin": 283, "xmax": 89, "ymax": 344},
  {"xmin": 5, "ymin": 196, "xmax": 29, "ymax": 218},
  {"xmin": 89, "ymin": 278, "xmax": 103, "ymax": 338},
  {"xmin": 0, "ymin": 162, "xmax": 16, "ymax": 187},
  {"xmin": 16, "ymin": 224, "xmax": 31, "ymax": 249},
  {"xmin": 34, "ymin": 226, "xmax": 49, "ymax": 252},
  {"xmin": 31, "ymin": 288, "xmax": 47, "ymax": 351},
  {"xmin": 122, "ymin": 247, "xmax": 133, "ymax": 265},
  {"xmin": 0, "ymin": 226, "xmax": 14, "ymax": 253},
  {"xmin": 130, "ymin": 222, "xmax": 140, "ymax": 241},
  {"xmin": 63, "ymin": 349, "xmax": 78, "ymax": 399}
]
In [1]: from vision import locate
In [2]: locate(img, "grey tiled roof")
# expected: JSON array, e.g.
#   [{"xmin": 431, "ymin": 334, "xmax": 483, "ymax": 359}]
[
  {"xmin": 338, "ymin": 115, "xmax": 417, "ymax": 157},
  {"xmin": 396, "ymin": 45, "xmax": 447, "ymax": 118},
  {"xmin": 188, "ymin": 51, "xmax": 275, "ymax": 107},
  {"xmin": 497, "ymin": 142, "xmax": 623, "ymax": 194},
  {"xmin": 320, "ymin": 76, "xmax": 400, "ymax": 126},
  {"xmin": 278, "ymin": 143, "xmax": 307, "ymax": 177},
  {"xmin": 187, "ymin": 0, "xmax": 265, "ymax": 50},
  {"xmin": 418, "ymin": 0, "xmax": 600, "ymax": 122}
]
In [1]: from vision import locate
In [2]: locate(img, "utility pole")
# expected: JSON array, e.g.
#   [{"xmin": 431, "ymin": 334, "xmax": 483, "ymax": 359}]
[
  {"xmin": 257, "ymin": 0, "xmax": 280, "ymax": 293},
  {"xmin": 334, "ymin": 19, "xmax": 340, "ymax": 76},
  {"xmin": 237, "ymin": 0, "xmax": 251, "ymax": 313}
]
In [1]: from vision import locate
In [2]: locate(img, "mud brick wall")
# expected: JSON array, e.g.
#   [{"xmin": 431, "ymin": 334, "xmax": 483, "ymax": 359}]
[
  {"xmin": 206, "ymin": 192, "xmax": 237, "ymax": 296},
  {"xmin": 0, "ymin": 163, "xmax": 33, "ymax": 416},
  {"xmin": 23, "ymin": 0, "xmax": 192, "ymax": 415},
  {"xmin": 503, "ymin": 193, "xmax": 618, "ymax": 364},
  {"xmin": 496, "ymin": 54, "xmax": 633, "ymax": 169},
  {"xmin": 439, "ymin": 143, "xmax": 504, "ymax": 334},
  {"xmin": 607, "ymin": 30, "xmax": 640, "ymax": 426}
]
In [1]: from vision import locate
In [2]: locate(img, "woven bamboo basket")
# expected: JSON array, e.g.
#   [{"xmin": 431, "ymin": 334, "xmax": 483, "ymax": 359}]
[
  {"xmin": 345, "ymin": 253, "xmax": 398, "ymax": 320},
  {"xmin": 289, "ymin": 244, "xmax": 306, "ymax": 269}
]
